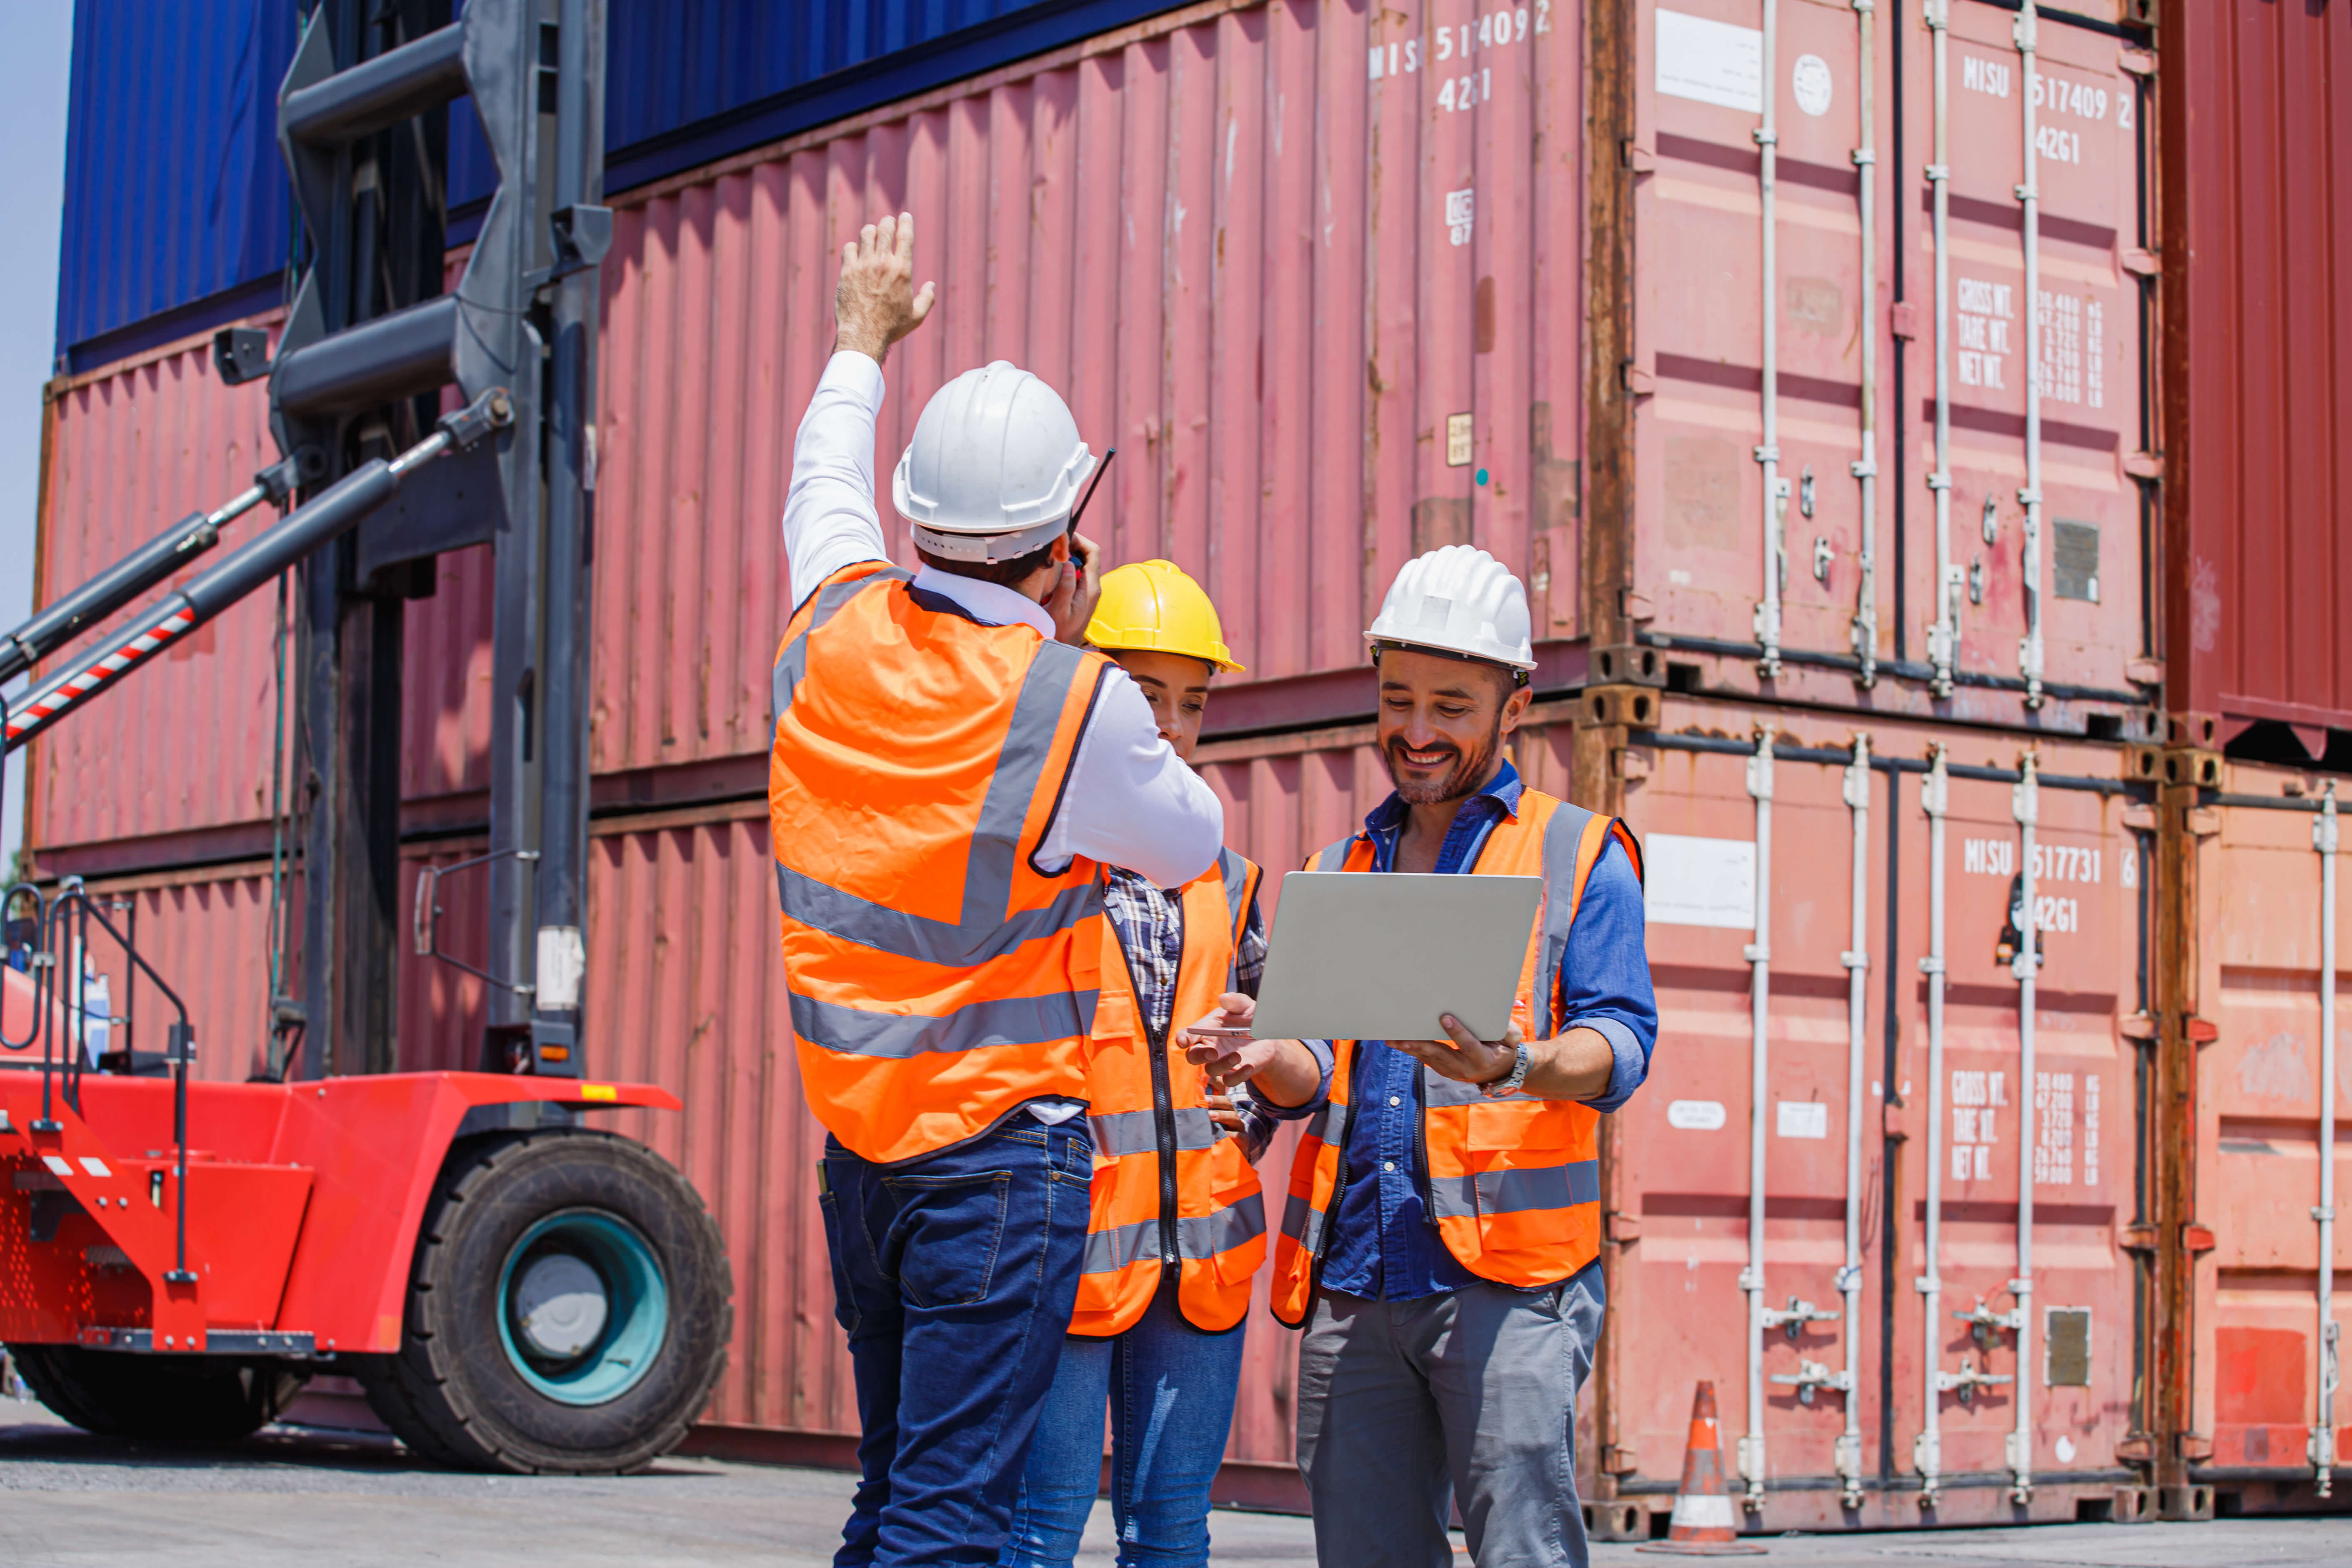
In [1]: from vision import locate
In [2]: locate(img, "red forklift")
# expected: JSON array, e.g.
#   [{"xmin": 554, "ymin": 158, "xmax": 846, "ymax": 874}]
[{"xmin": 0, "ymin": 0, "xmax": 731, "ymax": 1473}]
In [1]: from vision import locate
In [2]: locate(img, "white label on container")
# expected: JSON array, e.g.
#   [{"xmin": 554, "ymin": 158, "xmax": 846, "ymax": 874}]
[
  {"xmin": 1668, "ymin": 1099, "xmax": 1728, "ymax": 1131},
  {"xmin": 2034, "ymin": 1070, "xmax": 2077, "ymax": 1187},
  {"xmin": 1791, "ymin": 54, "xmax": 1833, "ymax": 117},
  {"xmin": 1777, "ymin": 1101, "xmax": 1829, "ymax": 1140},
  {"xmin": 1444, "ymin": 186, "xmax": 1474, "ymax": 247},
  {"xmin": 1655, "ymin": 10, "xmax": 1763, "ymax": 114},
  {"xmin": 1951, "ymin": 1069, "xmax": 2007, "ymax": 1181},
  {"xmin": 1643, "ymin": 833, "xmax": 1756, "ymax": 929}
]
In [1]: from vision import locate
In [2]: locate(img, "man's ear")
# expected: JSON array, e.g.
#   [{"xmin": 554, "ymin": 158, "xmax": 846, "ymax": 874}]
[{"xmin": 1498, "ymin": 680, "xmax": 1534, "ymax": 735}]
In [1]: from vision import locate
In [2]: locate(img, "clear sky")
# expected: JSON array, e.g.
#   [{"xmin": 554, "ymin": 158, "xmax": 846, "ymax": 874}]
[{"xmin": 0, "ymin": 2, "xmax": 73, "ymax": 873}]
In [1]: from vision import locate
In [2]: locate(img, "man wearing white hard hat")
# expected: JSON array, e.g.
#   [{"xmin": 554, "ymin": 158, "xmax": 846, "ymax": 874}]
[
  {"xmin": 768, "ymin": 214, "xmax": 1223, "ymax": 1567},
  {"xmin": 1197, "ymin": 545, "xmax": 1655, "ymax": 1567}
]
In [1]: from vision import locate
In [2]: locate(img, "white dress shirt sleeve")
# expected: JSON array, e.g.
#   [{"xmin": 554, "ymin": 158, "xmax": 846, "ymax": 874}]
[
  {"xmin": 782, "ymin": 351, "xmax": 892, "ymax": 600},
  {"xmin": 782, "ymin": 351, "xmax": 1221, "ymax": 889},
  {"xmin": 1036, "ymin": 667, "xmax": 1224, "ymax": 889}
]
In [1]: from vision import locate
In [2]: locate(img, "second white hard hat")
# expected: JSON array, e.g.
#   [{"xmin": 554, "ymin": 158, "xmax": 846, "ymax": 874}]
[
  {"xmin": 1364, "ymin": 544, "xmax": 1537, "ymax": 673},
  {"xmin": 892, "ymin": 361, "xmax": 1097, "ymax": 564}
]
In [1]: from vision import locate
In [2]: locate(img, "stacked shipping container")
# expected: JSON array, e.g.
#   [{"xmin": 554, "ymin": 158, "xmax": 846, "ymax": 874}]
[{"xmin": 19, "ymin": 0, "xmax": 2351, "ymax": 1537}]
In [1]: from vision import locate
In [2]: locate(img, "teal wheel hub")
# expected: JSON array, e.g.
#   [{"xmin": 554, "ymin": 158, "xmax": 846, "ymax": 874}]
[{"xmin": 496, "ymin": 1209, "xmax": 668, "ymax": 1406}]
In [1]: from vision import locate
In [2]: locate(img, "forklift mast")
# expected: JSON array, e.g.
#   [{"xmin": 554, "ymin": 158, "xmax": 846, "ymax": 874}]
[
  {"xmin": 256, "ymin": 0, "xmax": 608, "ymax": 1080},
  {"xmin": 7, "ymin": 2, "xmax": 607, "ymax": 1080},
  {"xmin": 0, "ymin": 6, "xmax": 737, "ymax": 1469}
]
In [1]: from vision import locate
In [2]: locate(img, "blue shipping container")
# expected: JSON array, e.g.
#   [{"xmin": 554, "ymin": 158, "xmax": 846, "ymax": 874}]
[{"xmin": 56, "ymin": 0, "xmax": 1196, "ymax": 373}]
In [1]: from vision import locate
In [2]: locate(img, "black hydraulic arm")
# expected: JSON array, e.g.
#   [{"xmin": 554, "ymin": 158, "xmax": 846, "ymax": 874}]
[
  {"xmin": 3, "ymin": 388, "xmax": 511, "ymax": 754},
  {"xmin": 0, "ymin": 459, "xmax": 300, "ymax": 686}
]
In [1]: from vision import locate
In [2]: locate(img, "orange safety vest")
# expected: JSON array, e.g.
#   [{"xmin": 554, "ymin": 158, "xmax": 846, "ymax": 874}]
[
  {"xmin": 769, "ymin": 562, "xmax": 1113, "ymax": 1164},
  {"xmin": 1074, "ymin": 848, "xmax": 1268, "ymax": 1336},
  {"xmin": 1268, "ymin": 790, "xmax": 1643, "ymax": 1326}
]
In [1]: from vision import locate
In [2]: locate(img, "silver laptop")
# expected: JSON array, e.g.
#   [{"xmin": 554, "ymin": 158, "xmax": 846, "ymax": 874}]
[{"xmin": 1243, "ymin": 871, "xmax": 1543, "ymax": 1044}]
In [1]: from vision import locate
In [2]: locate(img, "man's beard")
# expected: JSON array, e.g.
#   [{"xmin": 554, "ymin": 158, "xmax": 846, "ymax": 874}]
[{"xmin": 1383, "ymin": 724, "xmax": 1501, "ymax": 806}]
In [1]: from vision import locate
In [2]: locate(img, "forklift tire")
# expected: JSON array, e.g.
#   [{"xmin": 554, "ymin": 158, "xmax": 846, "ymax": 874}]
[
  {"xmin": 355, "ymin": 1129, "xmax": 732, "ymax": 1475},
  {"xmin": 8, "ymin": 1344, "xmax": 305, "ymax": 1441}
]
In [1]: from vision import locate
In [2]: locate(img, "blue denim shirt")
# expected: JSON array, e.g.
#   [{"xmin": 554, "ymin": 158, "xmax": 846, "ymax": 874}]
[{"xmin": 1319, "ymin": 760, "xmax": 1657, "ymax": 1301}]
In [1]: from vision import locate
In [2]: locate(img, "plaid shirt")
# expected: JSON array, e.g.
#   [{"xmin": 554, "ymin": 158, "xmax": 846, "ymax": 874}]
[
  {"xmin": 1101, "ymin": 868, "xmax": 1267, "ymax": 1033},
  {"xmin": 1102, "ymin": 867, "xmax": 1278, "ymax": 1159}
]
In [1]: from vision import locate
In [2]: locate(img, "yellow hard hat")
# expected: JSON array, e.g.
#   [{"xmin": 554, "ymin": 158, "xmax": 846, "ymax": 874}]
[{"xmin": 1085, "ymin": 559, "xmax": 1245, "ymax": 673}]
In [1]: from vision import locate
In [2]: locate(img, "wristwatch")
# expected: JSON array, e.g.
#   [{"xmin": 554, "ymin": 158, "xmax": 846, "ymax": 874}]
[{"xmin": 1478, "ymin": 1040, "xmax": 1533, "ymax": 1099}]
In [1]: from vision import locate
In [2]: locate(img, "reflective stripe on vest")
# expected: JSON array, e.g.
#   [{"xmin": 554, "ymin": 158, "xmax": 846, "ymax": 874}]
[
  {"xmin": 1268, "ymin": 790, "xmax": 1633, "ymax": 1325},
  {"xmin": 1071, "ymin": 847, "xmax": 1269, "ymax": 1336},
  {"xmin": 1084, "ymin": 1191, "xmax": 1269, "ymax": 1275},
  {"xmin": 771, "ymin": 562, "xmax": 1111, "ymax": 1164}
]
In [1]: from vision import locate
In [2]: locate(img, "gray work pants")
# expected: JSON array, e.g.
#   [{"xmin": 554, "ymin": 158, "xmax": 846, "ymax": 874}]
[{"xmin": 1294, "ymin": 1264, "xmax": 1604, "ymax": 1568}]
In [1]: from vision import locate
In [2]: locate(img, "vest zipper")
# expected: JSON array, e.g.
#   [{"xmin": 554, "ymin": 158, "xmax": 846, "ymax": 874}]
[
  {"xmin": 1410, "ymin": 1059, "xmax": 1434, "ymax": 1215},
  {"xmin": 1114, "ymin": 903, "xmax": 1184, "ymax": 1273}
]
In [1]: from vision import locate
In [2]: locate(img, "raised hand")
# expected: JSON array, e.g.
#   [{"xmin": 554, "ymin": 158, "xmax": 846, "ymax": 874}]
[{"xmin": 833, "ymin": 211, "xmax": 936, "ymax": 367}]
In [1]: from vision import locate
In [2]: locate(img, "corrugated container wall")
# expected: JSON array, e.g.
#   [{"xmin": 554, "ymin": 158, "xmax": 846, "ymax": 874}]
[
  {"xmin": 36, "ymin": 0, "xmax": 1589, "ymax": 846},
  {"xmin": 592, "ymin": 0, "xmax": 1581, "ymax": 772},
  {"xmin": 1593, "ymin": 697, "xmax": 2148, "ymax": 1528},
  {"xmin": 2189, "ymin": 763, "xmax": 2350, "ymax": 1493},
  {"xmin": 2160, "ymin": 0, "xmax": 2352, "ymax": 750},
  {"xmin": 54, "ymin": 0, "xmax": 1203, "ymax": 369},
  {"xmin": 1624, "ymin": 0, "xmax": 2157, "ymax": 734},
  {"xmin": 31, "ymin": 329, "xmax": 493, "ymax": 856}
]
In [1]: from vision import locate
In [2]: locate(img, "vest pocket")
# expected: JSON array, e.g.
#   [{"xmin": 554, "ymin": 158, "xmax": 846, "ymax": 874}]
[{"xmin": 1089, "ymin": 986, "xmax": 1137, "ymax": 1042}]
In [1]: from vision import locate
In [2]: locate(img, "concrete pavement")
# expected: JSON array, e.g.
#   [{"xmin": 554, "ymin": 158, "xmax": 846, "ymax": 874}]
[{"xmin": 1, "ymin": 1399, "xmax": 2345, "ymax": 1566}]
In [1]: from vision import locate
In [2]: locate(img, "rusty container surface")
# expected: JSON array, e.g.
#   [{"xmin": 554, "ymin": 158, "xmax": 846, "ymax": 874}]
[
  {"xmin": 2160, "ymin": 0, "xmax": 2352, "ymax": 746},
  {"xmin": 31, "ymin": 332, "xmax": 288, "ymax": 854},
  {"xmin": 586, "ymin": 0, "xmax": 1586, "ymax": 774},
  {"xmin": 1628, "ymin": 0, "xmax": 2155, "ymax": 734},
  {"xmin": 31, "ymin": 0, "xmax": 2179, "ymax": 854},
  {"xmin": 2187, "ymin": 761, "xmax": 2350, "ymax": 1499},
  {"xmin": 1592, "ymin": 693, "xmax": 2149, "ymax": 1531},
  {"xmin": 34, "ymin": 0, "xmax": 1591, "ymax": 843},
  {"xmin": 30, "ymin": 324, "xmax": 497, "ymax": 857}
]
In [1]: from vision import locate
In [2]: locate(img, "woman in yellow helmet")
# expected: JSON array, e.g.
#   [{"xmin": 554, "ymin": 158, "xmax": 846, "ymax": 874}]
[{"xmin": 999, "ymin": 561, "xmax": 1328, "ymax": 1568}]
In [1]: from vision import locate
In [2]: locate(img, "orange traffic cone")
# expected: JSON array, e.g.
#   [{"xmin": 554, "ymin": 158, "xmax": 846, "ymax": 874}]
[{"xmin": 1637, "ymin": 1381, "xmax": 1764, "ymax": 1556}]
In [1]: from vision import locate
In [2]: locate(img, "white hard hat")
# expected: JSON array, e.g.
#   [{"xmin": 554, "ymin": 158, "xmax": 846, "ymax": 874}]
[
  {"xmin": 1364, "ymin": 544, "xmax": 1537, "ymax": 674},
  {"xmin": 892, "ymin": 361, "xmax": 1097, "ymax": 563}
]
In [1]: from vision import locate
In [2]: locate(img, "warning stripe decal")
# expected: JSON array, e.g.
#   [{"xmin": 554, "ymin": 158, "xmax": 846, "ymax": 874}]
[{"xmin": 4, "ymin": 607, "xmax": 192, "ymax": 742}]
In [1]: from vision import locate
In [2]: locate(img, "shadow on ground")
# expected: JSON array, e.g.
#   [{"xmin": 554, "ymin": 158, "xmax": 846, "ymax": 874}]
[{"xmin": 5, "ymin": 1401, "xmax": 2347, "ymax": 1567}]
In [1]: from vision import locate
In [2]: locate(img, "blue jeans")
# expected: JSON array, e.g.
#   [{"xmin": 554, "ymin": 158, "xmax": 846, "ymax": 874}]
[
  {"xmin": 999, "ymin": 1275, "xmax": 1248, "ymax": 1568},
  {"xmin": 821, "ymin": 1121, "xmax": 1095, "ymax": 1568}
]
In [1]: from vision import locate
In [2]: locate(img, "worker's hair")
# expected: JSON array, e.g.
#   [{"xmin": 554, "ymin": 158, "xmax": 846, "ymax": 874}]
[{"xmin": 914, "ymin": 536, "xmax": 1060, "ymax": 589}]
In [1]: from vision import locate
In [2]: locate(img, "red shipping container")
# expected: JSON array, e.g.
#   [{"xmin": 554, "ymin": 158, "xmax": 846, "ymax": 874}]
[
  {"xmin": 2160, "ymin": 0, "xmax": 2352, "ymax": 748},
  {"xmin": 1627, "ymin": 0, "xmax": 2155, "ymax": 731},
  {"xmin": 30, "ymin": 0, "xmax": 2173, "ymax": 855},
  {"xmin": 30, "ymin": 327, "xmax": 497, "ymax": 857},
  {"xmin": 2187, "ymin": 760, "xmax": 2351, "ymax": 1483}
]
